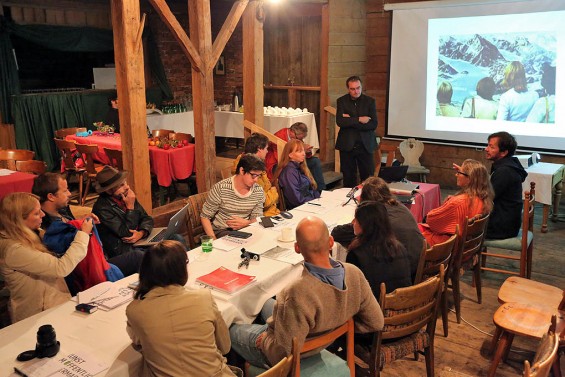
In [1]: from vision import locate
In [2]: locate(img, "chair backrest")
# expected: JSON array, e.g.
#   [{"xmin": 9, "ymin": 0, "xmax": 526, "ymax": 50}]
[
  {"xmin": 0, "ymin": 149, "xmax": 35, "ymax": 170},
  {"xmin": 414, "ymin": 233, "xmax": 457, "ymax": 284},
  {"xmin": 399, "ymin": 138, "xmax": 425, "ymax": 167},
  {"xmin": 15, "ymin": 160, "xmax": 47, "ymax": 175},
  {"xmin": 257, "ymin": 338, "xmax": 297, "ymax": 377},
  {"xmin": 169, "ymin": 132, "xmax": 193, "ymax": 143},
  {"xmin": 75, "ymin": 144, "xmax": 99, "ymax": 175},
  {"xmin": 104, "ymin": 148, "xmax": 124, "ymax": 171},
  {"xmin": 54, "ymin": 138, "xmax": 80, "ymax": 172},
  {"xmin": 293, "ymin": 318, "xmax": 355, "ymax": 377},
  {"xmin": 273, "ymin": 179, "xmax": 286, "ymax": 212},
  {"xmin": 521, "ymin": 183, "xmax": 536, "ymax": 252},
  {"xmin": 454, "ymin": 213, "xmax": 490, "ymax": 272},
  {"xmin": 374, "ymin": 144, "xmax": 397, "ymax": 176},
  {"xmin": 54, "ymin": 127, "xmax": 87, "ymax": 139},
  {"xmin": 221, "ymin": 166, "xmax": 233, "ymax": 180},
  {"xmin": 152, "ymin": 129, "xmax": 174, "ymax": 138},
  {"xmin": 523, "ymin": 315, "xmax": 559, "ymax": 377},
  {"xmin": 186, "ymin": 192, "xmax": 209, "ymax": 249}
]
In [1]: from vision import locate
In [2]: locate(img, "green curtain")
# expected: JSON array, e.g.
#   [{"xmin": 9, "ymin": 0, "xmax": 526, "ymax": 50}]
[{"xmin": 0, "ymin": 19, "xmax": 21, "ymax": 123}]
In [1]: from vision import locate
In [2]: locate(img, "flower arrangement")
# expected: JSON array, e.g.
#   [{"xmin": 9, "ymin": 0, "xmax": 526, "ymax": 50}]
[{"xmin": 93, "ymin": 121, "xmax": 115, "ymax": 134}]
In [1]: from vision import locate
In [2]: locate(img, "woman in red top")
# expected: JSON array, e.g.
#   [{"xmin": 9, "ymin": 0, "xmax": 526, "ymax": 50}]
[{"xmin": 419, "ymin": 159, "xmax": 493, "ymax": 246}]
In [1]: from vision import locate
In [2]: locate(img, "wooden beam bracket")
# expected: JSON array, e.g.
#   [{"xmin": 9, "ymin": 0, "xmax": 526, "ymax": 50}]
[{"xmin": 135, "ymin": 13, "xmax": 146, "ymax": 54}]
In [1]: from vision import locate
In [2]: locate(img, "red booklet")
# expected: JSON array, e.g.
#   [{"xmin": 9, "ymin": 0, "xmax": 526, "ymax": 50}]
[{"xmin": 196, "ymin": 267, "xmax": 256, "ymax": 294}]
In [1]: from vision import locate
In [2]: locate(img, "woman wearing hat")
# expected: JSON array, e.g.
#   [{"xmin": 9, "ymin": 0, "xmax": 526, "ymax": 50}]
[{"xmin": 92, "ymin": 166, "xmax": 149, "ymax": 276}]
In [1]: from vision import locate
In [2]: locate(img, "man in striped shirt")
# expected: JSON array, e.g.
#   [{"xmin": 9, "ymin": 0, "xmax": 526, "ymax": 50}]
[{"xmin": 201, "ymin": 154, "xmax": 266, "ymax": 238}]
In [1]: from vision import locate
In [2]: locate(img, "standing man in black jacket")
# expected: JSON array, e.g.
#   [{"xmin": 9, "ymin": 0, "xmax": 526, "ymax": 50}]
[
  {"xmin": 485, "ymin": 131, "xmax": 528, "ymax": 239},
  {"xmin": 336, "ymin": 76, "xmax": 378, "ymax": 187}
]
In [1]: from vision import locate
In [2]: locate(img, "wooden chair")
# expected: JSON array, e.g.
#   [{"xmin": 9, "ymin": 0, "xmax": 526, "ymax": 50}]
[
  {"xmin": 221, "ymin": 166, "xmax": 232, "ymax": 180},
  {"xmin": 374, "ymin": 144, "xmax": 397, "ymax": 177},
  {"xmin": 0, "ymin": 149, "xmax": 35, "ymax": 170},
  {"xmin": 104, "ymin": 148, "xmax": 124, "ymax": 170},
  {"xmin": 74, "ymin": 144, "xmax": 103, "ymax": 206},
  {"xmin": 54, "ymin": 127, "xmax": 87, "ymax": 139},
  {"xmin": 369, "ymin": 267, "xmax": 444, "ymax": 377},
  {"xmin": 246, "ymin": 338, "xmax": 297, "ymax": 377},
  {"xmin": 524, "ymin": 323, "xmax": 560, "ymax": 377},
  {"xmin": 399, "ymin": 138, "xmax": 430, "ymax": 183},
  {"xmin": 481, "ymin": 182, "xmax": 536, "ymax": 278},
  {"xmin": 449, "ymin": 213, "xmax": 490, "ymax": 324},
  {"xmin": 414, "ymin": 233, "xmax": 457, "ymax": 337},
  {"xmin": 54, "ymin": 138, "xmax": 85, "ymax": 204},
  {"xmin": 186, "ymin": 192, "xmax": 209, "ymax": 249},
  {"xmin": 151, "ymin": 129, "xmax": 174, "ymax": 138},
  {"xmin": 15, "ymin": 160, "xmax": 47, "ymax": 175},
  {"xmin": 169, "ymin": 132, "xmax": 193, "ymax": 143},
  {"xmin": 273, "ymin": 179, "xmax": 286, "ymax": 212},
  {"xmin": 497, "ymin": 276, "xmax": 564, "ymax": 309}
]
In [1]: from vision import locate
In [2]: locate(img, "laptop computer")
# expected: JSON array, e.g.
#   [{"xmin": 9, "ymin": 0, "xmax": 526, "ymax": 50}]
[
  {"xmin": 378, "ymin": 165, "xmax": 408, "ymax": 183},
  {"xmin": 134, "ymin": 203, "xmax": 189, "ymax": 246}
]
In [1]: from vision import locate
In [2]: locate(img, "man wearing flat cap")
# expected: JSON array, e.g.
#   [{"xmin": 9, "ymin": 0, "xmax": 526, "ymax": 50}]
[{"xmin": 92, "ymin": 166, "xmax": 149, "ymax": 276}]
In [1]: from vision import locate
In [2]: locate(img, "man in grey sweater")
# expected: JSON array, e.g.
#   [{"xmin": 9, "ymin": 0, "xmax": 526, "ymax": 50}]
[{"xmin": 229, "ymin": 216, "xmax": 384, "ymax": 368}]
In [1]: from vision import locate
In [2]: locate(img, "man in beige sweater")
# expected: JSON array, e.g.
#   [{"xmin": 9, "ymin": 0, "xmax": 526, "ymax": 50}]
[{"xmin": 229, "ymin": 216, "xmax": 384, "ymax": 368}]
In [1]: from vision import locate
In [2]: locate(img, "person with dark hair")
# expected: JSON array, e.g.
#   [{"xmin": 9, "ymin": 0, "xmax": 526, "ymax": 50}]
[
  {"xmin": 336, "ymin": 76, "xmax": 378, "ymax": 187},
  {"xmin": 461, "ymin": 77, "xmax": 498, "ymax": 119},
  {"xmin": 436, "ymin": 81, "xmax": 460, "ymax": 117},
  {"xmin": 201, "ymin": 154, "xmax": 265, "ymax": 238},
  {"xmin": 265, "ymin": 122, "xmax": 325, "ymax": 190},
  {"xmin": 331, "ymin": 176, "xmax": 423, "ymax": 278},
  {"xmin": 273, "ymin": 139, "xmax": 320, "ymax": 209},
  {"xmin": 497, "ymin": 61, "xmax": 538, "ymax": 121},
  {"xmin": 419, "ymin": 159, "xmax": 494, "ymax": 246},
  {"xmin": 126, "ymin": 240, "xmax": 236, "ymax": 376},
  {"xmin": 485, "ymin": 131, "xmax": 528, "ymax": 239},
  {"xmin": 346, "ymin": 201, "xmax": 412, "ymax": 297},
  {"xmin": 527, "ymin": 65, "xmax": 556, "ymax": 123},
  {"xmin": 104, "ymin": 97, "xmax": 120, "ymax": 133},
  {"xmin": 232, "ymin": 133, "xmax": 280, "ymax": 216}
]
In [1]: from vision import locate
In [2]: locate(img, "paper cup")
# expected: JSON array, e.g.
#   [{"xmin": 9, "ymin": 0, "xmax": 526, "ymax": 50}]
[{"xmin": 281, "ymin": 227, "xmax": 294, "ymax": 242}]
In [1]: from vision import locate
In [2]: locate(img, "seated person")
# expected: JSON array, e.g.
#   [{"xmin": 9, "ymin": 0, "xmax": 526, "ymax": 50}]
[
  {"xmin": 232, "ymin": 133, "xmax": 280, "ymax": 216},
  {"xmin": 331, "ymin": 176, "xmax": 424, "ymax": 279},
  {"xmin": 418, "ymin": 159, "xmax": 494, "ymax": 246},
  {"xmin": 229, "ymin": 216, "xmax": 383, "ymax": 368},
  {"xmin": 0, "ymin": 192, "xmax": 91, "ymax": 322},
  {"xmin": 104, "ymin": 96, "xmax": 120, "ymax": 133},
  {"xmin": 126, "ymin": 240, "xmax": 237, "ymax": 377},
  {"xmin": 201, "ymin": 154, "xmax": 265, "ymax": 239},
  {"xmin": 273, "ymin": 139, "xmax": 320, "ymax": 209},
  {"xmin": 93, "ymin": 166, "xmax": 185, "ymax": 276},
  {"xmin": 346, "ymin": 201, "xmax": 412, "ymax": 297},
  {"xmin": 265, "ymin": 122, "xmax": 325, "ymax": 190}
]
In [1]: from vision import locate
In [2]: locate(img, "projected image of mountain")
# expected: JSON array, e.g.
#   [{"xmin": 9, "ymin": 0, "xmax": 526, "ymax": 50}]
[{"xmin": 437, "ymin": 32, "xmax": 556, "ymax": 107}]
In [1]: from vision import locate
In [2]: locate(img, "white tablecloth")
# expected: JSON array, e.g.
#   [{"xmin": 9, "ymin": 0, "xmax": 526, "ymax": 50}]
[
  {"xmin": 524, "ymin": 162, "xmax": 565, "ymax": 205},
  {"xmin": 146, "ymin": 111, "xmax": 320, "ymax": 149}
]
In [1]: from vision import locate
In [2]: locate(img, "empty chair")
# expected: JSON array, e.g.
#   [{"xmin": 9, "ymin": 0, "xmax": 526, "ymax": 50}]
[
  {"xmin": 53, "ymin": 138, "xmax": 85, "ymax": 204},
  {"xmin": 54, "ymin": 127, "xmax": 87, "ymax": 139},
  {"xmin": 152, "ymin": 129, "xmax": 174, "ymax": 138},
  {"xmin": 374, "ymin": 144, "xmax": 397, "ymax": 177},
  {"xmin": 497, "ymin": 276, "xmax": 564, "ymax": 309},
  {"xmin": 399, "ymin": 138, "xmax": 430, "ymax": 182},
  {"xmin": 0, "ymin": 149, "xmax": 35, "ymax": 170},
  {"xmin": 15, "ymin": 160, "xmax": 47, "ymax": 175},
  {"xmin": 169, "ymin": 132, "xmax": 193, "ymax": 143},
  {"xmin": 524, "ymin": 322, "xmax": 560, "ymax": 377},
  {"xmin": 104, "ymin": 148, "xmax": 124, "ymax": 170},
  {"xmin": 74, "ymin": 144, "xmax": 103, "ymax": 206}
]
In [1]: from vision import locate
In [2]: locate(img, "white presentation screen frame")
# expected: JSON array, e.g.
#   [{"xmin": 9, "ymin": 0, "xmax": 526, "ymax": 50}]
[{"xmin": 386, "ymin": 0, "xmax": 565, "ymax": 154}]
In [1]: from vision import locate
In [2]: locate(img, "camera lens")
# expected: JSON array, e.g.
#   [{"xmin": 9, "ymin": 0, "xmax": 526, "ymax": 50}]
[{"xmin": 35, "ymin": 325, "xmax": 60, "ymax": 358}]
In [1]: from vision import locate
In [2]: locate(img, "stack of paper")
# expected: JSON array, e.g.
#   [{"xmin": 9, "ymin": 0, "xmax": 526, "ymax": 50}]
[
  {"xmin": 78, "ymin": 281, "xmax": 134, "ymax": 311},
  {"xmin": 14, "ymin": 350, "xmax": 108, "ymax": 377}
]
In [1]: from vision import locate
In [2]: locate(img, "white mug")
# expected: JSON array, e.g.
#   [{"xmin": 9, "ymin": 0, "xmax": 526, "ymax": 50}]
[{"xmin": 281, "ymin": 227, "xmax": 294, "ymax": 242}]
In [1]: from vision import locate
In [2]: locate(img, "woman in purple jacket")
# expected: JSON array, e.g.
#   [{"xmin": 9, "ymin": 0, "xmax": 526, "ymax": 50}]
[{"xmin": 273, "ymin": 139, "xmax": 320, "ymax": 209}]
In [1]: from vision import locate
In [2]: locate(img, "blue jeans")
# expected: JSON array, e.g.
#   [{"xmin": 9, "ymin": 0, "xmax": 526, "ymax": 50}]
[{"xmin": 229, "ymin": 298, "xmax": 276, "ymax": 368}]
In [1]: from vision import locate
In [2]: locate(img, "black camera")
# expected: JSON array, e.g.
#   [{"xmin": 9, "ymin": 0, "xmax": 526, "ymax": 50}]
[{"xmin": 17, "ymin": 324, "xmax": 60, "ymax": 362}]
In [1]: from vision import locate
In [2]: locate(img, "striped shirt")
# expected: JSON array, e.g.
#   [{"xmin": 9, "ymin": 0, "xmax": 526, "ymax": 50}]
[{"xmin": 201, "ymin": 176, "xmax": 265, "ymax": 230}]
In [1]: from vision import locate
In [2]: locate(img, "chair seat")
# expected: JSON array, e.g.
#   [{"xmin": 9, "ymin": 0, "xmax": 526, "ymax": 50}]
[
  {"xmin": 379, "ymin": 329, "xmax": 430, "ymax": 366},
  {"xmin": 247, "ymin": 350, "xmax": 348, "ymax": 377},
  {"xmin": 483, "ymin": 230, "xmax": 533, "ymax": 251},
  {"xmin": 406, "ymin": 166, "xmax": 430, "ymax": 174},
  {"xmin": 498, "ymin": 277, "xmax": 564, "ymax": 308}
]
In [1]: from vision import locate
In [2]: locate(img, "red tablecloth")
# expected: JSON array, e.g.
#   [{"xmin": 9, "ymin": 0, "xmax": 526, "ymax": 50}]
[
  {"xmin": 67, "ymin": 133, "xmax": 195, "ymax": 187},
  {"xmin": 404, "ymin": 182, "xmax": 442, "ymax": 223},
  {"xmin": 0, "ymin": 170, "xmax": 36, "ymax": 199}
]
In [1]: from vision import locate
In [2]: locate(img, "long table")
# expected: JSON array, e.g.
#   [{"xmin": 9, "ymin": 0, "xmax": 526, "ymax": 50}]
[
  {"xmin": 146, "ymin": 110, "xmax": 320, "ymax": 150},
  {"xmin": 524, "ymin": 162, "xmax": 565, "ymax": 233},
  {"xmin": 0, "ymin": 170, "xmax": 36, "ymax": 199},
  {"xmin": 66, "ymin": 133, "xmax": 195, "ymax": 187}
]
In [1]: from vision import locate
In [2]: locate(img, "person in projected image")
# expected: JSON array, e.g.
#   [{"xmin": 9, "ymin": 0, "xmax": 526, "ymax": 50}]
[
  {"xmin": 436, "ymin": 81, "xmax": 460, "ymax": 117},
  {"xmin": 497, "ymin": 61, "xmax": 538, "ymax": 122},
  {"xmin": 527, "ymin": 65, "xmax": 556, "ymax": 124},
  {"xmin": 461, "ymin": 77, "xmax": 498, "ymax": 120}
]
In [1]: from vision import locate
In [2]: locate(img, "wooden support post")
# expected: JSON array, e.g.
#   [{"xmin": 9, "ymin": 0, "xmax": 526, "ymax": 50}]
[
  {"xmin": 110, "ymin": 0, "xmax": 152, "ymax": 212},
  {"xmin": 319, "ymin": 4, "xmax": 329, "ymax": 161},
  {"xmin": 243, "ymin": 0, "xmax": 264, "ymax": 135},
  {"xmin": 188, "ymin": 0, "xmax": 216, "ymax": 192}
]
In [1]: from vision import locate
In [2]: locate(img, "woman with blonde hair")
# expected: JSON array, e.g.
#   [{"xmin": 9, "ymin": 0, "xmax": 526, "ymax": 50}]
[
  {"xmin": 497, "ymin": 61, "xmax": 538, "ymax": 121},
  {"xmin": 273, "ymin": 139, "xmax": 320, "ymax": 209},
  {"xmin": 418, "ymin": 159, "xmax": 494, "ymax": 246},
  {"xmin": 0, "ymin": 192, "xmax": 91, "ymax": 322}
]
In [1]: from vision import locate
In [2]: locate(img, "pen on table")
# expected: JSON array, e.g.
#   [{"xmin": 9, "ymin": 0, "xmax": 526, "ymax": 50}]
[{"xmin": 307, "ymin": 202, "xmax": 321, "ymax": 206}]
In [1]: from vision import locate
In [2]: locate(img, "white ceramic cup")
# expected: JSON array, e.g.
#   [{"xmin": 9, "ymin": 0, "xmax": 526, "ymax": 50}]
[{"xmin": 281, "ymin": 227, "xmax": 294, "ymax": 242}]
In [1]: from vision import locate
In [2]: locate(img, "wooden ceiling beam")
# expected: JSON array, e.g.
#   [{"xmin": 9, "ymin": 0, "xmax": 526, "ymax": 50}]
[
  {"xmin": 209, "ymin": 0, "xmax": 249, "ymax": 73},
  {"xmin": 147, "ymin": 0, "xmax": 204, "ymax": 73}
]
